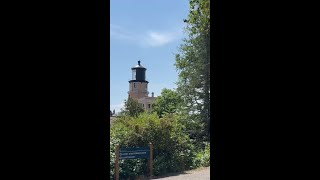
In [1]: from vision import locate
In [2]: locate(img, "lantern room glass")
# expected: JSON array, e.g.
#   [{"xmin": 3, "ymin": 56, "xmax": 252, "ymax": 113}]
[{"xmin": 132, "ymin": 70, "xmax": 136, "ymax": 80}]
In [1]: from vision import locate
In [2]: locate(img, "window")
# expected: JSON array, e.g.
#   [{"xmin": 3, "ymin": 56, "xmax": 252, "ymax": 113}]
[
  {"xmin": 143, "ymin": 104, "xmax": 144, "ymax": 107},
  {"xmin": 133, "ymin": 83, "xmax": 136, "ymax": 88},
  {"xmin": 132, "ymin": 70, "xmax": 136, "ymax": 80},
  {"xmin": 148, "ymin": 104, "xmax": 151, "ymax": 108}
]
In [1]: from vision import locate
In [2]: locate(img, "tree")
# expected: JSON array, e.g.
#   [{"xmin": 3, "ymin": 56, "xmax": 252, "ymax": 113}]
[
  {"xmin": 121, "ymin": 97, "xmax": 144, "ymax": 117},
  {"xmin": 152, "ymin": 88, "xmax": 182, "ymax": 118},
  {"xmin": 175, "ymin": 0, "xmax": 210, "ymax": 138}
]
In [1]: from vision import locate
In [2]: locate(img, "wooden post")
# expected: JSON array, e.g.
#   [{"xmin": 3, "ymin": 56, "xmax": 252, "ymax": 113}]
[
  {"xmin": 115, "ymin": 144, "xmax": 120, "ymax": 180},
  {"xmin": 149, "ymin": 143, "xmax": 153, "ymax": 179}
]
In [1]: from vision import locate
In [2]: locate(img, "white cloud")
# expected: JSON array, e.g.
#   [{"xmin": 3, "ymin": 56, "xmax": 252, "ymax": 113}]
[
  {"xmin": 110, "ymin": 24, "xmax": 182, "ymax": 47},
  {"xmin": 142, "ymin": 31, "xmax": 181, "ymax": 47}
]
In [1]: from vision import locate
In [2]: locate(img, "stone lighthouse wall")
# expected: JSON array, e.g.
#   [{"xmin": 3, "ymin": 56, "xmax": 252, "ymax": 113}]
[{"xmin": 128, "ymin": 81, "xmax": 148, "ymax": 100}]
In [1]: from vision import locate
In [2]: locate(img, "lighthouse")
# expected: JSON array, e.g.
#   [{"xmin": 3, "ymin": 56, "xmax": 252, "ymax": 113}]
[
  {"xmin": 128, "ymin": 61, "xmax": 156, "ymax": 112},
  {"xmin": 128, "ymin": 60, "xmax": 149, "ymax": 99}
]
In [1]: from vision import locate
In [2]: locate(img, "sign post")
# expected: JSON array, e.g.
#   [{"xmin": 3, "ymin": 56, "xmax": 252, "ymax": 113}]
[
  {"xmin": 115, "ymin": 144, "xmax": 120, "ymax": 180},
  {"xmin": 114, "ymin": 143, "xmax": 153, "ymax": 179},
  {"xmin": 149, "ymin": 143, "xmax": 153, "ymax": 178}
]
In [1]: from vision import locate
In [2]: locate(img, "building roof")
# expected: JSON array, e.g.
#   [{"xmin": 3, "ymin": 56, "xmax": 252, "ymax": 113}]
[
  {"xmin": 138, "ymin": 96, "xmax": 157, "ymax": 102},
  {"xmin": 131, "ymin": 60, "xmax": 146, "ymax": 69}
]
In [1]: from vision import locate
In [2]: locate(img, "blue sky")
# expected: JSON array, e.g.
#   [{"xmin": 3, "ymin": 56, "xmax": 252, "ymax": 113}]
[{"xmin": 110, "ymin": 0, "xmax": 190, "ymax": 113}]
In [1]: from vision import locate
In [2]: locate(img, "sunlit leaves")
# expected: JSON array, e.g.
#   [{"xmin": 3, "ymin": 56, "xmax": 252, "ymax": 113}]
[{"xmin": 175, "ymin": 0, "xmax": 210, "ymax": 138}]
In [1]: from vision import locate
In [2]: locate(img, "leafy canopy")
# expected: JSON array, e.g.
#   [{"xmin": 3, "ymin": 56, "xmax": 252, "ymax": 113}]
[
  {"xmin": 175, "ymin": 0, "xmax": 210, "ymax": 138},
  {"xmin": 120, "ymin": 97, "xmax": 144, "ymax": 117},
  {"xmin": 152, "ymin": 88, "xmax": 182, "ymax": 118}
]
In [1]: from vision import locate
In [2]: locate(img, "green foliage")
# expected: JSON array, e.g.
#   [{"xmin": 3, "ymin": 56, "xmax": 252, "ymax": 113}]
[
  {"xmin": 185, "ymin": 0, "xmax": 210, "ymax": 35},
  {"xmin": 152, "ymin": 88, "xmax": 183, "ymax": 118},
  {"xmin": 110, "ymin": 1, "xmax": 212, "ymax": 178},
  {"xmin": 193, "ymin": 142, "xmax": 210, "ymax": 168},
  {"xmin": 177, "ymin": 113, "xmax": 207, "ymax": 142},
  {"xmin": 120, "ymin": 97, "xmax": 144, "ymax": 117},
  {"xmin": 175, "ymin": 0, "xmax": 211, "ymax": 138},
  {"xmin": 110, "ymin": 113, "xmax": 199, "ymax": 179}
]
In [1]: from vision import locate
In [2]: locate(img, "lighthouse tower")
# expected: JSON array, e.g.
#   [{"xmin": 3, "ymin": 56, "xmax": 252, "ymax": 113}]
[
  {"xmin": 128, "ymin": 60, "xmax": 156, "ymax": 112},
  {"xmin": 128, "ymin": 60, "xmax": 149, "ymax": 100}
]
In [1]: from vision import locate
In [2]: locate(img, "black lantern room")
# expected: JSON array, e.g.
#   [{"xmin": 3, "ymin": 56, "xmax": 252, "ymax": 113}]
[{"xmin": 129, "ymin": 61, "xmax": 148, "ymax": 83}]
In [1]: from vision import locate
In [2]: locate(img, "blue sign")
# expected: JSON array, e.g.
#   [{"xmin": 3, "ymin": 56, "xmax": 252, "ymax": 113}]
[{"xmin": 120, "ymin": 147, "xmax": 150, "ymax": 159}]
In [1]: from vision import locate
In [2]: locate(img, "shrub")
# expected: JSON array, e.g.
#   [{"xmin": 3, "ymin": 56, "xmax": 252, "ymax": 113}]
[
  {"xmin": 192, "ymin": 142, "xmax": 210, "ymax": 168},
  {"xmin": 110, "ymin": 112, "xmax": 197, "ymax": 179}
]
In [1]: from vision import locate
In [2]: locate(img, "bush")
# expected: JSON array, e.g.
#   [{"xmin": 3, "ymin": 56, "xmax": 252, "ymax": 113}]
[
  {"xmin": 110, "ymin": 112, "xmax": 197, "ymax": 179},
  {"xmin": 193, "ymin": 142, "xmax": 210, "ymax": 168}
]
